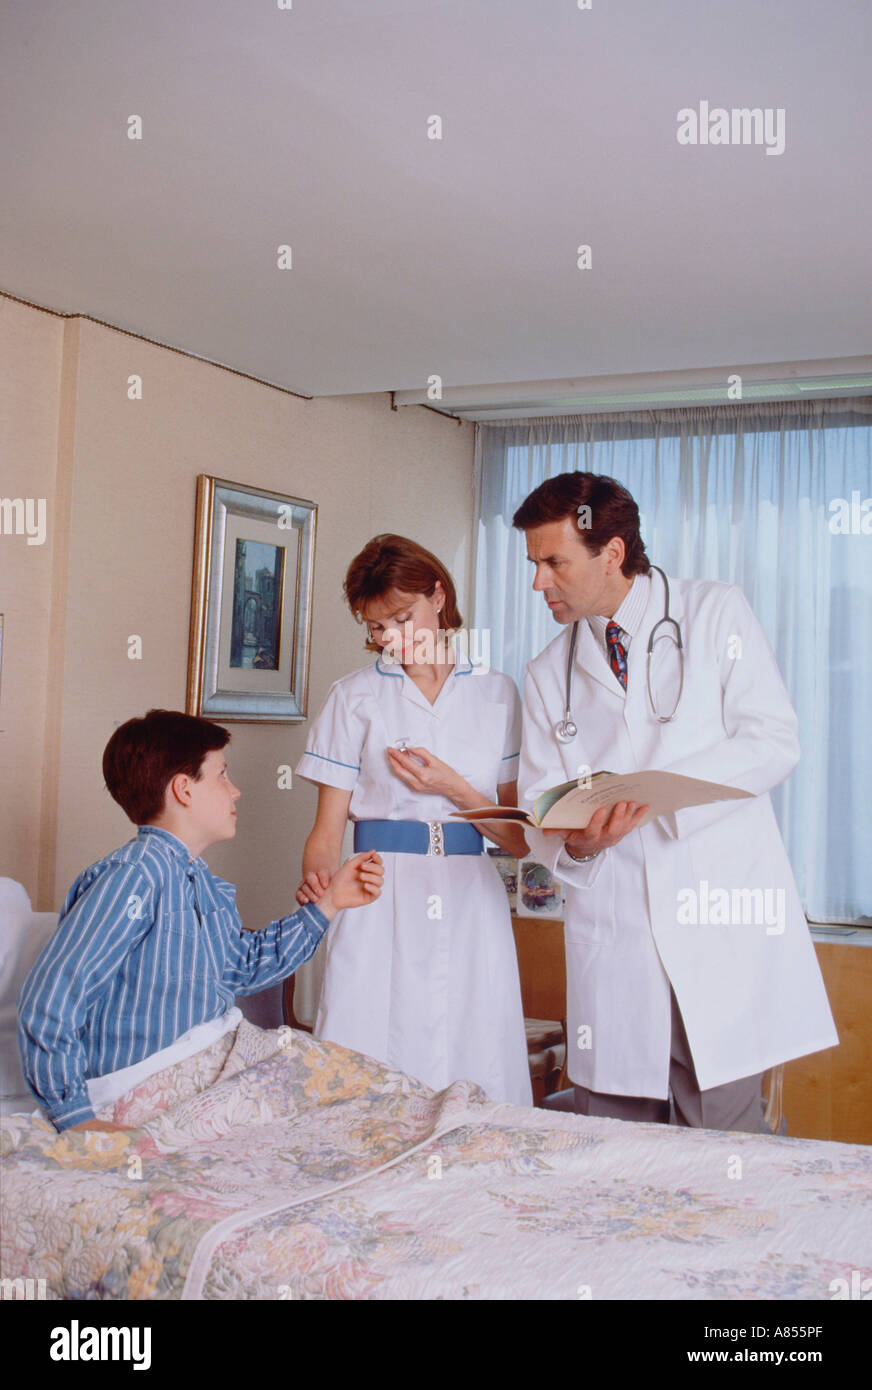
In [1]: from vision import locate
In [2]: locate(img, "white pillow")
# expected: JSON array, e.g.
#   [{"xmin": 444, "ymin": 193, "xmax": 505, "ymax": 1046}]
[{"xmin": 0, "ymin": 878, "xmax": 59, "ymax": 1101}]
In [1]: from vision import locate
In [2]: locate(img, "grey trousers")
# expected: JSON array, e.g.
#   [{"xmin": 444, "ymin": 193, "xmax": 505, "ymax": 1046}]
[{"xmin": 571, "ymin": 989, "xmax": 774, "ymax": 1134}]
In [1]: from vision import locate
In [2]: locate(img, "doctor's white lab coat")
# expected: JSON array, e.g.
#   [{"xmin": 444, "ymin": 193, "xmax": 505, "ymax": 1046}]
[{"xmin": 519, "ymin": 573, "xmax": 838, "ymax": 1097}]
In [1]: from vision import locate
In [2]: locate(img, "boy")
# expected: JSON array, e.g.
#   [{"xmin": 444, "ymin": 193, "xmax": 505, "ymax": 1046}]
[{"xmin": 18, "ymin": 709, "xmax": 383, "ymax": 1133}]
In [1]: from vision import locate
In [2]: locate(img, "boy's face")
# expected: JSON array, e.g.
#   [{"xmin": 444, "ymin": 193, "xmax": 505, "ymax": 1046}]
[{"xmin": 187, "ymin": 749, "xmax": 241, "ymax": 847}]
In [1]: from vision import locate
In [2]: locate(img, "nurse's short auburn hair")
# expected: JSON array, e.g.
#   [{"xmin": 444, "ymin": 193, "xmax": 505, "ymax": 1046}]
[
  {"xmin": 512, "ymin": 471, "xmax": 651, "ymax": 578},
  {"xmin": 103, "ymin": 709, "xmax": 230, "ymax": 824},
  {"xmin": 344, "ymin": 534, "xmax": 464, "ymax": 654}
]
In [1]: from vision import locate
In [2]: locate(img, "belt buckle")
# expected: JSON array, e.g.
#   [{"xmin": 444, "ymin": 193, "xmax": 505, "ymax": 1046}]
[{"xmin": 426, "ymin": 821, "xmax": 445, "ymax": 856}]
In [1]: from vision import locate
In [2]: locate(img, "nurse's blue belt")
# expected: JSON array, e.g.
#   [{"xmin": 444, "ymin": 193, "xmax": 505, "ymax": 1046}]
[{"xmin": 353, "ymin": 819, "xmax": 483, "ymax": 856}]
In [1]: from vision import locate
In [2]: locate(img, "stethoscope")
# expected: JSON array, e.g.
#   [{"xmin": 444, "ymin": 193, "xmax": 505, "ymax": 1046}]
[{"xmin": 554, "ymin": 565, "xmax": 684, "ymax": 742}]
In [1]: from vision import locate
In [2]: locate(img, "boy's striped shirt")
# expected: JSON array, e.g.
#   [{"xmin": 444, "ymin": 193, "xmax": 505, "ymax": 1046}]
[{"xmin": 17, "ymin": 826, "xmax": 328, "ymax": 1129}]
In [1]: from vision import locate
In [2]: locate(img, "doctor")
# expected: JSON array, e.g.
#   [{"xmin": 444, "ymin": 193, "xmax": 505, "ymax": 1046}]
[{"xmin": 514, "ymin": 471, "xmax": 837, "ymax": 1131}]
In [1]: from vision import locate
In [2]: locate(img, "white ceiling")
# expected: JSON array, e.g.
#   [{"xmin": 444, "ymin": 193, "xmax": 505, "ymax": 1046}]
[{"xmin": 1, "ymin": 0, "xmax": 870, "ymax": 401}]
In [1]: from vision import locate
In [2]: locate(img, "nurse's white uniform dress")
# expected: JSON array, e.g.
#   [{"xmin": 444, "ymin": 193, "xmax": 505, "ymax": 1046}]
[{"xmin": 295, "ymin": 652, "xmax": 532, "ymax": 1106}]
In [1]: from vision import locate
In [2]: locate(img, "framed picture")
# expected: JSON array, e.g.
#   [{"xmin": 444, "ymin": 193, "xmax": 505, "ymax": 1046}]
[
  {"xmin": 515, "ymin": 858, "xmax": 565, "ymax": 919},
  {"xmin": 186, "ymin": 476, "xmax": 317, "ymax": 722}
]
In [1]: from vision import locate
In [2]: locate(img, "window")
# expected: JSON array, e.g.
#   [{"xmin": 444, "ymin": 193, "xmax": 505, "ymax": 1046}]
[{"xmin": 472, "ymin": 399, "xmax": 872, "ymax": 922}]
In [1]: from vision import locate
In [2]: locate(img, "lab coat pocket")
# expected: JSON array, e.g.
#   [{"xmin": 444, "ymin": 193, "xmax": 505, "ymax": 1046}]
[
  {"xmin": 683, "ymin": 798, "xmax": 791, "ymax": 936},
  {"xmin": 562, "ymin": 852, "xmax": 617, "ymax": 945}
]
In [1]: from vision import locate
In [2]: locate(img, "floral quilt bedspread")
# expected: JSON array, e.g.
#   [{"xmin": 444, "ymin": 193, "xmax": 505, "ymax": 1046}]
[{"xmin": 2, "ymin": 1021, "xmax": 870, "ymax": 1300}]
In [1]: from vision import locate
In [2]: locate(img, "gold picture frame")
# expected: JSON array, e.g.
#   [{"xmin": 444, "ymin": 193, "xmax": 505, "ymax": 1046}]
[{"xmin": 186, "ymin": 475, "xmax": 317, "ymax": 722}]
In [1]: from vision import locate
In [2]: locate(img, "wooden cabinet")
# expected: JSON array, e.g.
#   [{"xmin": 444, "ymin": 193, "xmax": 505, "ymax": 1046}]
[
  {"xmin": 511, "ymin": 916, "xmax": 567, "ymax": 1021},
  {"xmin": 782, "ymin": 940, "xmax": 872, "ymax": 1144}
]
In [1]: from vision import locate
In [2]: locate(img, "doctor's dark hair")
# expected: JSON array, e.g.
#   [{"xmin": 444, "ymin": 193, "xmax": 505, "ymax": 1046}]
[
  {"xmin": 512, "ymin": 472, "xmax": 651, "ymax": 577},
  {"xmin": 103, "ymin": 709, "xmax": 230, "ymax": 825},
  {"xmin": 344, "ymin": 534, "xmax": 463, "ymax": 654}
]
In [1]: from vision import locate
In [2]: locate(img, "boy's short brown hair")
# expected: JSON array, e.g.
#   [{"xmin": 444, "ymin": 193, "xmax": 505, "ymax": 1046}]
[{"xmin": 102, "ymin": 709, "xmax": 230, "ymax": 825}]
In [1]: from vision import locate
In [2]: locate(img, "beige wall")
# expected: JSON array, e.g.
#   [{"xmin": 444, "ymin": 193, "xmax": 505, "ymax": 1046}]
[
  {"xmin": 0, "ymin": 297, "xmax": 64, "ymax": 897},
  {"xmin": 0, "ymin": 297, "xmax": 475, "ymax": 940}
]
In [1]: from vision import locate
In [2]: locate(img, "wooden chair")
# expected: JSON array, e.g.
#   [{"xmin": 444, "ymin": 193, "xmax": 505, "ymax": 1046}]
[
  {"xmin": 282, "ymin": 974, "xmax": 312, "ymax": 1033},
  {"xmin": 524, "ymin": 1019, "xmax": 566, "ymax": 1107},
  {"xmin": 762, "ymin": 1064, "xmax": 785, "ymax": 1133}
]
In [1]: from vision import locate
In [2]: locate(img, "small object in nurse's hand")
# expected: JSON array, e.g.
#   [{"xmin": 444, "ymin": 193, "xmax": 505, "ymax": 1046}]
[{"xmin": 389, "ymin": 740, "xmax": 426, "ymax": 765}]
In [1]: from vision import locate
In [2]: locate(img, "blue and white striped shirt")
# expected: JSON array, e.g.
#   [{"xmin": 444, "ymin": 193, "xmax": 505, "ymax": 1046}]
[{"xmin": 17, "ymin": 826, "xmax": 328, "ymax": 1131}]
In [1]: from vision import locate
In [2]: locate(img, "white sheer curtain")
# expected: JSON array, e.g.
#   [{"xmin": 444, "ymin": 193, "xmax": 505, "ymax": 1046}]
[{"xmin": 472, "ymin": 399, "xmax": 872, "ymax": 923}]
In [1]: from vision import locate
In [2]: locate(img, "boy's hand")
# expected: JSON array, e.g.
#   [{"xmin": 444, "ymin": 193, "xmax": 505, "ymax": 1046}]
[
  {"xmin": 296, "ymin": 869, "xmax": 331, "ymax": 906},
  {"xmin": 319, "ymin": 852, "xmax": 384, "ymax": 917},
  {"xmin": 69, "ymin": 1118, "xmax": 135, "ymax": 1133}
]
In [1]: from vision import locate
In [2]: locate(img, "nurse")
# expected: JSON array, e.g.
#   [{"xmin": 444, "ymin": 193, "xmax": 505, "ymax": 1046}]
[{"xmin": 294, "ymin": 534, "xmax": 532, "ymax": 1106}]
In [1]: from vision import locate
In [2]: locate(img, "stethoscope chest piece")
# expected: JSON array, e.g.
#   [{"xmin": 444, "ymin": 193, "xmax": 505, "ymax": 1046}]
[{"xmin": 553, "ymin": 619, "xmax": 582, "ymax": 742}]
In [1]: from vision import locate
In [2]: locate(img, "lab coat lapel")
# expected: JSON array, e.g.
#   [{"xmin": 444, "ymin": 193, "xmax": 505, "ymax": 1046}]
[{"xmin": 575, "ymin": 620, "xmax": 622, "ymax": 700}]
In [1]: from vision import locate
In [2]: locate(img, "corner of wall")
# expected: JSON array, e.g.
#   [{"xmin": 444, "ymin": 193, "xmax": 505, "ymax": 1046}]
[{"xmin": 36, "ymin": 317, "xmax": 81, "ymax": 909}]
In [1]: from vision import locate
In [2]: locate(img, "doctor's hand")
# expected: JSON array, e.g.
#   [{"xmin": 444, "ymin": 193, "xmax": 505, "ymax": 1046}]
[
  {"xmin": 386, "ymin": 747, "xmax": 470, "ymax": 803},
  {"xmin": 543, "ymin": 800, "xmax": 650, "ymax": 857}
]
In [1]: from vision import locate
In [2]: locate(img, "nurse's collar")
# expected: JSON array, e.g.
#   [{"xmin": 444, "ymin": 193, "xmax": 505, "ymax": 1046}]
[
  {"xmin": 375, "ymin": 654, "xmax": 404, "ymax": 678},
  {"xmin": 375, "ymin": 651, "xmax": 475, "ymax": 677}
]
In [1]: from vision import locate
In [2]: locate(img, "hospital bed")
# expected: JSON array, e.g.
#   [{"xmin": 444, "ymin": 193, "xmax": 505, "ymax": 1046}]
[{"xmin": 2, "ymin": 880, "xmax": 869, "ymax": 1300}]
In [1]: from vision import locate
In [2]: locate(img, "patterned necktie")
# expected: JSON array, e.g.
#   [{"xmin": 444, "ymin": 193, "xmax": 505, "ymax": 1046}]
[{"xmin": 605, "ymin": 621, "xmax": 628, "ymax": 691}]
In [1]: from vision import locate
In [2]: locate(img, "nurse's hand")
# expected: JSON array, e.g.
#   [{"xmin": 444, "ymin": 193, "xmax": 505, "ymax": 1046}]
[
  {"xmin": 386, "ymin": 746, "xmax": 469, "ymax": 801},
  {"xmin": 543, "ymin": 800, "xmax": 650, "ymax": 855},
  {"xmin": 296, "ymin": 870, "xmax": 331, "ymax": 906}
]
